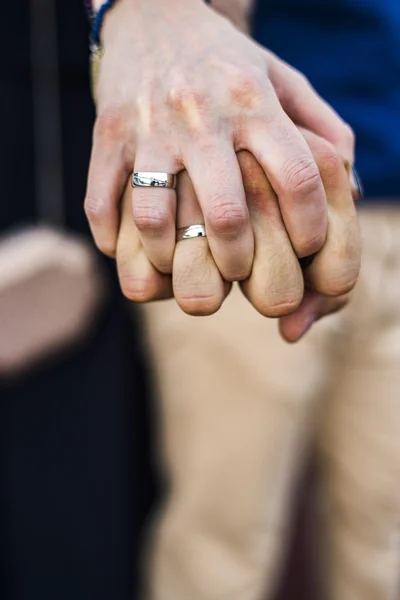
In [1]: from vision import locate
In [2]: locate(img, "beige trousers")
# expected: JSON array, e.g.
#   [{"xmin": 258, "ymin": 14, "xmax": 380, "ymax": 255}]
[{"xmin": 142, "ymin": 207, "xmax": 400, "ymax": 600}]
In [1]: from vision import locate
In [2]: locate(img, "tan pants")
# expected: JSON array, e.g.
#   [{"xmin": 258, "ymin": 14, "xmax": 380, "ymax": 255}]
[{"xmin": 142, "ymin": 207, "xmax": 400, "ymax": 600}]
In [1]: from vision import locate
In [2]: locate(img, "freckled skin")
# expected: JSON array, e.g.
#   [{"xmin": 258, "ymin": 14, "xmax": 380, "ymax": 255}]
[
  {"xmin": 230, "ymin": 78, "xmax": 265, "ymax": 111},
  {"xmin": 88, "ymin": 0, "xmax": 360, "ymax": 326},
  {"xmin": 167, "ymin": 87, "xmax": 209, "ymax": 133}
]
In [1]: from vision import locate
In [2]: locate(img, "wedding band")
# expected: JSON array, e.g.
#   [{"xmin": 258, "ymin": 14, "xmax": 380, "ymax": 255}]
[
  {"xmin": 176, "ymin": 224, "xmax": 207, "ymax": 242},
  {"xmin": 132, "ymin": 172, "xmax": 177, "ymax": 189}
]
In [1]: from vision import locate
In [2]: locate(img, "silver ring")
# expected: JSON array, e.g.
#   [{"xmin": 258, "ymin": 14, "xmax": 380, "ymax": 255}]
[
  {"xmin": 132, "ymin": 172, "xmax": 177, "ymax": 189},
  {"xmin": 176, "ymin": 224, "xmax": 207, "ymax": 242}
]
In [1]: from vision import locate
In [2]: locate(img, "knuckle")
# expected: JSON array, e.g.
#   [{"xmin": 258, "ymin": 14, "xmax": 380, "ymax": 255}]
[
  {"xmin": 229, "ymin": 70, "xmax": 264, "ymax": 108},
  {"xmin": 277, "ymin": 67, "xmax": 312, "ymax": 104},
  {"xmin": 316, "ymin": 144, "xmax": 343, "ymax": 183},
  {"xmin": 323, "ymin": 277, "xmax": 357, "ymax": 298},
  {"xmin": 313, "ymin": 255, "xmax": 361, "ymax": 297},
  {"xmin": 167, "ymin": 83, "xmax": 207, "ymax": 114},
  {"xmin": 132, "ymin": 203, "xmax": 170, "ymax": 235},
  {"xmin": 174, "ymin": 253, "xmax": 224, "ymax": 315},
  {"xmin": 222, "ymin": 256, "xmax": 253, "ymax": 282},
  {"xmin": 96, "ymin": 239, "xmax": 116, "ymax": 258},
  {"xmin": 283, "ymin": 156, "xmax": 323, "ymax": 198},
  {"xmin": 94, "ymin": 107, "xmax": 125, "ymax": 142},
  {"xmin": 319, "ymin": 223, "xmax": 361, "ymax": 296},
  {"xmin": 84, "ymin": 195, "xmax": 112, "ymax": 225},
  {"xmin": 253, "ymin": 282, "xmax": 303, "ymax": 317},
  {"xmin": 319, "ymin": 267, "xmax": 360, "ymax": 297},
  {"xmin": 341, "ymin": 122, "xmax": 356, "ymax": 149},
  {"xmin": 119, "ymin": 274, "xmax": 156, "ymax": 303},
  {"xmin": 296, "ymin": 230, "xmax": 327, "ymax": 258},
  {"xmin": 206, "ymin": 198, "xmax": 249, "ymax": 238},
  {"xmin": 179, "ymin": 293, "xmax": 223, "ymax": 317},
  {"xmin": 225, "ymin": 268, "xmax": 251, "ymax": 283},
  {"xmin": 257, "ymin": 298, "xmax": 302, "ymax": 319},
  {"xmin": 251, "ymin": 261, "xmax": 304, "ymax": 317}
]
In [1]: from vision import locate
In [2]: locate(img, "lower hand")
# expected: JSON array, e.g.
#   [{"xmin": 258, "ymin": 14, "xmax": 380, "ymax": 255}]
[{"xmin": 116, "ymin": 133, "xmax": 361, "ymax": 342}]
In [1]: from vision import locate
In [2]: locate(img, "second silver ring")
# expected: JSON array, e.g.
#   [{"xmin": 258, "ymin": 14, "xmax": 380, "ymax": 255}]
[{"xmin": 176, "ymin": 224, "xmax": 207, "ymax": 242}]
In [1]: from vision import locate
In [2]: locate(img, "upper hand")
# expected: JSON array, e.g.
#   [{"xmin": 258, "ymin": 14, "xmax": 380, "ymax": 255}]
[{"xmin": 86, "ymin": 0, "xmax": 354, "ymax": 285}]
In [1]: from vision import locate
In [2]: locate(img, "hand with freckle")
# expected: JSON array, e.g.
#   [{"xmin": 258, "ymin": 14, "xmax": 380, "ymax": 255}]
[{"xmin": 87, "ymin": 0, "xmax": 361, "ymax": 333}]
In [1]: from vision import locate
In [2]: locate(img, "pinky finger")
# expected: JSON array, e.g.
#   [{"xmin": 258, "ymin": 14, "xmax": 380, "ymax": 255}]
[{"xmin": 85, "ymin": 116, "xmax": 130, "ymax": 257}]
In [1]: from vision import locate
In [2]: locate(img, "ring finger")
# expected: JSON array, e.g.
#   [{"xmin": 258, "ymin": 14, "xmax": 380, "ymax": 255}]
[
  {"xmin": 132, "ymin": 141, "xmax": 182, "ymax": 274},
  {"xmin": 117, "ymin": 178, "xmax": 172, "ymax": 303},
  {"xmin": 173, "ymin": 171, "xmax": 229, "ymax": 316}
]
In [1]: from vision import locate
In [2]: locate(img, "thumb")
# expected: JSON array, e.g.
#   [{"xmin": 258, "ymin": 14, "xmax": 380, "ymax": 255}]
[{"xmin": 279, "ymin": 289, "xmax": 350, "ymax": 343}]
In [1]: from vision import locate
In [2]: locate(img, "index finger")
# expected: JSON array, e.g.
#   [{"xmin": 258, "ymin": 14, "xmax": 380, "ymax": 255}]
[
  {"xmin": 246, "ymin": 107, "xmax": 328, "ymax": 258},
  {"xmin": 268, "ymin": 55, "xmax": 355, "ymax": 166}
]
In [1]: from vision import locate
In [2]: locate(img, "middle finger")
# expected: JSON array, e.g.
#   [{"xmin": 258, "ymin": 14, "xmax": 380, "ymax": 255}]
[{"xmin": 184, "ymin": 139, "xmax": 254, "ymax": 282}]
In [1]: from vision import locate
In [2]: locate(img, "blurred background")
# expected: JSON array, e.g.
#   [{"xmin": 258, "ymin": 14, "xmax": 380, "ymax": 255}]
[{"xmin": 0, "ymin": 1, "xmax": 156, "ymax": 599}]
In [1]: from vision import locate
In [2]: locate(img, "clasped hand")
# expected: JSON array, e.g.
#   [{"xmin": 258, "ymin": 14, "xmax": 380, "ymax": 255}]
[{"xmin": 86, "ymin": 0, "xmax": 361, "ymax": 339}]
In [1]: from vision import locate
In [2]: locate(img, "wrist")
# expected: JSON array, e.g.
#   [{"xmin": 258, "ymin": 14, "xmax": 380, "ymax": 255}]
[
  {"xmin": 92, "ymin": 0, "xmax": 202, "ymax": 10},
  {"xmin": 92, "ymin": 0, "xmax": 206, "ymax": 47},
  {"xmin": 99, "ymin": 0, "xmax": 210, "ymax": 49}
]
